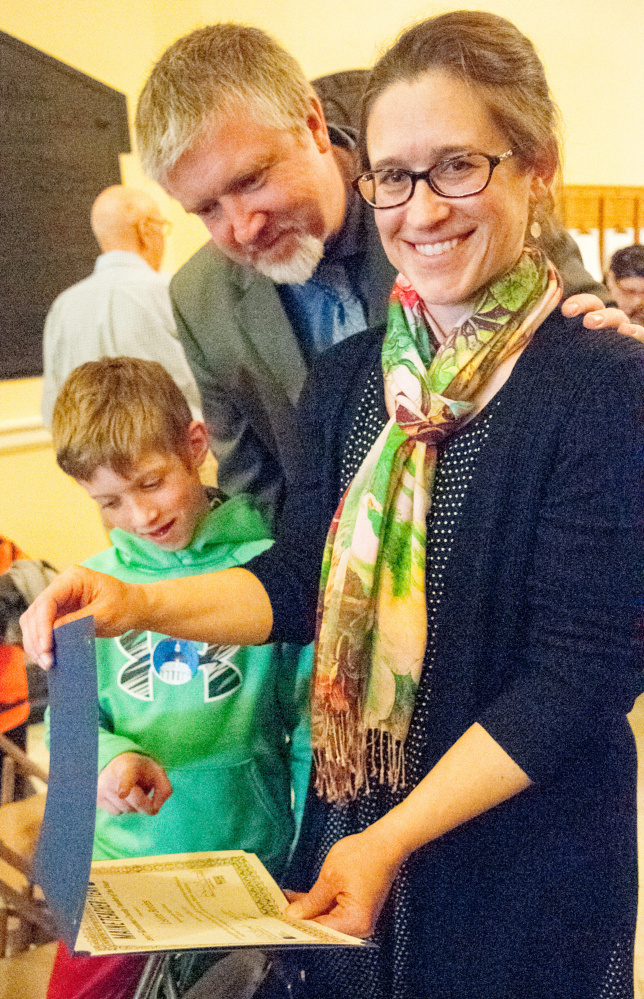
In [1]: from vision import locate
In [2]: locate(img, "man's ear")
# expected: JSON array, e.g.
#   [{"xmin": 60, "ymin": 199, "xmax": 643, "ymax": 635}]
[
  {"xmin": 136, "ymin": 217, "xmax": 153, "ymax": 250},
  {"xmin": 306, "ymin": 95, "xmax": 333, "ymax": 155},
  {"xmin": 185, "ymin": 421, "xmax": 210, "ymax": 469}
]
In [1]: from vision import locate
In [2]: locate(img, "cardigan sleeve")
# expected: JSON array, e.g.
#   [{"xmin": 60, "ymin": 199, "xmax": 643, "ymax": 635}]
[{"xmin": 478, "ymin": 339, "xmax": 644, "ymax": 782}]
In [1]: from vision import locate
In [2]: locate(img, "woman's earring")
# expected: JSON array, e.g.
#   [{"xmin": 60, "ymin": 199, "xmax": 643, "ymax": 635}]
[{"xmin": 529, "ymin": 220, "xmax": 542, "ymax": 240}]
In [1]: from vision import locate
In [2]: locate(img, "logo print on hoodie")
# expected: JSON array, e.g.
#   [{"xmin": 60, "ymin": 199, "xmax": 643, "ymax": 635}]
[{"xmin": 116, "ymin": 631, "xmax": 242, "ymax": 702}]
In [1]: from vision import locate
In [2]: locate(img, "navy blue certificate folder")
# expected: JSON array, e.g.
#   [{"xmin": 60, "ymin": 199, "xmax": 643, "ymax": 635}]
[{"xmin": 33, "ymin": 616, "xmax": 98, "ymax": 951}]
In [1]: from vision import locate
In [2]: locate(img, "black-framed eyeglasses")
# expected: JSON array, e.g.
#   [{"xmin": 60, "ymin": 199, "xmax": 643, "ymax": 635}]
[{"xmin": 353, "ymin": 150, "xmax": 515, "ymax": 209}]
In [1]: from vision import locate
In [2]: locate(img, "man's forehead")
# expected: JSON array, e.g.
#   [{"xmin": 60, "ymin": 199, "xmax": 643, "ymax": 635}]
[{"xmin": 163, "ymin": 115, "xmax": 304, "ymax": 207}]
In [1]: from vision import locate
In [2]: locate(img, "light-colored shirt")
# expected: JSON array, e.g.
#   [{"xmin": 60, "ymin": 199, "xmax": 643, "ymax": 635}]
[{"xmin": 41, "ymin": 251, "xmax": 202, "ymax": 424}]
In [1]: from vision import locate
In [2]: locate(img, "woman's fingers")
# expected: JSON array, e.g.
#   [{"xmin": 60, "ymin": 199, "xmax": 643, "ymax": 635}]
[
  {"xmin": 285, "ymin": 830, "xmax": 407, "ymax": 938},
  {"xmin": 20, "ymin": 567, "xmax": 140, "ymax": 668},
  {"xmin": 285, "ymin": 875, "xmax": 342, "ymax": 922}
]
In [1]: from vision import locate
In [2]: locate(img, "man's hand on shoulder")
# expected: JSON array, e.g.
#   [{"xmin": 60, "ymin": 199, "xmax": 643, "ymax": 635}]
[{"xmin": 562, "ymin": 293, "xmax": 644, "ymax": 340}]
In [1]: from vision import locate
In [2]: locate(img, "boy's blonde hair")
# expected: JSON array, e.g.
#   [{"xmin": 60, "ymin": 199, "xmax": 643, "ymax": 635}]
[{"xmin": 52, "ymin": 357, "xmax": 194, "ymax": 480}]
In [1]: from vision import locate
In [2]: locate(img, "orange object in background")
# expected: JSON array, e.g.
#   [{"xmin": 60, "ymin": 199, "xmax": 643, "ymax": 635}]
[{"xmin": 0, "ymin": 537, "xmax": 29, "ymax": 733}]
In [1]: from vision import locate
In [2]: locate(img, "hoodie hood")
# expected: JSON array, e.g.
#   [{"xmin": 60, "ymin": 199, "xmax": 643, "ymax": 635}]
[{"xmin": 105, "ymin": 493, "xmax": 273, "ymax": 575}]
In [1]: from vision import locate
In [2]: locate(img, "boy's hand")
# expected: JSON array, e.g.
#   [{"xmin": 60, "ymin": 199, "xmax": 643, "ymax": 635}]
[
  {"xmin": 20, "ymin": 566, "xmax": 143, "ymax": 669},
  {"xmin": 97, "ymin": 753, "xmax": 173, "ymax": 816}
]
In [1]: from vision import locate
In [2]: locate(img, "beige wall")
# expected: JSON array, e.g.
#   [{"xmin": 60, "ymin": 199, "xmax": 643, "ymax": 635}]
[{"xmin": 1, "ymin": 0, "xmax": 642, "ymax": 564}]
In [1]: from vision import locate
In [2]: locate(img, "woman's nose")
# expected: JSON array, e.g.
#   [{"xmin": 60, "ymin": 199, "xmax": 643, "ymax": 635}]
[{"xmin": 405, "ymin": 179, "xmax": 451, "ymax": 227}]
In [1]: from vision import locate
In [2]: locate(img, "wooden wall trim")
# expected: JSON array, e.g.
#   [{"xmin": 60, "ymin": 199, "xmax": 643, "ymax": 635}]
[
  {"xmin": 0, "ymin": 417, "xmax": 50, "ymax": 455},
  {"xmin": 556, "ymin": 185, "xmax": 644, "ymax": 271}
]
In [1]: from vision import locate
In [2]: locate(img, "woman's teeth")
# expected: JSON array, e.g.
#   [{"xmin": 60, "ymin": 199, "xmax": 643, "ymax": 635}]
[{"xmin": 414, "ymin": 237, "xmax": 461, "ymax": 256}]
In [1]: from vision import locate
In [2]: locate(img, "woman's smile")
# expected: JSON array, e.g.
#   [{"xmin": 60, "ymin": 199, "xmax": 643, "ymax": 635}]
[{"xmin": 412, "ymin": 235, "xmax": 465, "ymax": 257}]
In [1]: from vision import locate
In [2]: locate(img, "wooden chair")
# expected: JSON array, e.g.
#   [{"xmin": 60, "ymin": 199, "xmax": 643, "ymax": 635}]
[
  {"xmin": 0, "ymin": 731, "xmax": 56, "ymax": 955},
  {"xmin": 556, "ymin": 185, "xmax": 644, "ymax": 274}
]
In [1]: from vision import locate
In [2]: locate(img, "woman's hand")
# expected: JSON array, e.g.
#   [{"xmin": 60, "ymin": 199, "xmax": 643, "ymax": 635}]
[
  {"xmin": 20, "ymin": 565, "xmax": 274, "ymax": 671},
  {"xmin": 20, "ymin": 566, "xmax": 143, "ymax": 669},
  {"xmin": 285, "ymin": 825, "xmax": 410, "ymax": 938},
  {"xmin": 97, "ymin": 752, "xmax": 173, "ymax": 815},
  {"xmin": 285, "ymin": 724, "xmax": 532, "ymax": 937}
]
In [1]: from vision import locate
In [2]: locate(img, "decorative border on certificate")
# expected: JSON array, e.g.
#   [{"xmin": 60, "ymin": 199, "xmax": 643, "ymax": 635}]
[{"xmin": 96, "ymin": 855, "xmax": 281, "ymax": 917}]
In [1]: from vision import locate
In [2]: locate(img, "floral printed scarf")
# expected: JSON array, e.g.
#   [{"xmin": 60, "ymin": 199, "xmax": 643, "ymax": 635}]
[{"xmin": 312, "ymin": 247, "xmax": 562, "ymax": 802}]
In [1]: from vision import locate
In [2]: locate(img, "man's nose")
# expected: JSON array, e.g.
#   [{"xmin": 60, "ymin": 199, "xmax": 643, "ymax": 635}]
[
  {"xmin": 405, "ymin": 179, "xmax": 451, "ymax": 227},
  {"xmin": 228, "ymin": 203, "xmax": 267, "ymax": 245}
]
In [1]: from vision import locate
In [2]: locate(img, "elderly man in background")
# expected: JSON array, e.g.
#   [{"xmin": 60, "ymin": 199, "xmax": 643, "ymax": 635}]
[
  {"xmin": 41, "ymin": 185, "xmax": 202, "ymax": 425},
  {"xmin": 135, "ymin": 24, "xmax": 626, "ymax": 526},
  {"xmin": 605, "ymin": 245, "xmax": 644, "ymax": 328}
]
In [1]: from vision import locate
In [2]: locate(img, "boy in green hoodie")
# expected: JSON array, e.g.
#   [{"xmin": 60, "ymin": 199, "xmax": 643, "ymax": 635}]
[{"xmin": 48, "ymin": 356, "xmax": 312, "ymax": 877}]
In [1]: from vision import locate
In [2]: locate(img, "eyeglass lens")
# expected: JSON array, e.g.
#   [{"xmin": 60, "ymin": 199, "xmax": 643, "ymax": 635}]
[{"xmin": 360, "ymin": 154, "xmax": 494, "ymax": 207}]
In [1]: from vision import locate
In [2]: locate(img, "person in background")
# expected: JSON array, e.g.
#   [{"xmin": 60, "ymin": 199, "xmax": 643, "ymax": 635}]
[
  {"xmin": 605, "ymin": 244, "xmax": 644, "ymax": 327},
  {"xmin": 44, "ymin": 357, "xmax": 312, "ymax": 999},
  {"xmin": 135, "ymin": 24, "xmax": 618, "ymax": 527},
  {"xmin": 40, "ymin": 186, "xmax": 202, "ymax": 426}
]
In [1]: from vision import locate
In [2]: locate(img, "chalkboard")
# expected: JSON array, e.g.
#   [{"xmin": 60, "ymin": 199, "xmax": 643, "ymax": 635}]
[{"xmin": 0, "ymin": 31, "xmax": 131, "ymax": 379}]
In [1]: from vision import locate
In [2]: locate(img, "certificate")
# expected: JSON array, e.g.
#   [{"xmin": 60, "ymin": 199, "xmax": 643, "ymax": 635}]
[{"xmin": 76, "ymin": 850, "xmax": 370, "ymax": 955}]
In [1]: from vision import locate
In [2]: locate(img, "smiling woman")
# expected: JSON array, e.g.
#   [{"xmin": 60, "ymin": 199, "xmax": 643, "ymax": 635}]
[
  {"xmin": 241, "ymin": 13, "xmax": 643, "ymax": 997},
  {"xmin": 365, "ymin": 79, "xmax": 538, "ymax": 332}
]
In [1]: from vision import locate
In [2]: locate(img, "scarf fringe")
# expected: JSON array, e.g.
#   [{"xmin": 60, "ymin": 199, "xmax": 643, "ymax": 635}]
[{"xmin": 313, "ymin": 706, "xmax": 407, "ymax": 803}]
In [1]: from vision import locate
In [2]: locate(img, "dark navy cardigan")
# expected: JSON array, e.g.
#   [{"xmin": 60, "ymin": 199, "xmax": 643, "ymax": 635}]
[{"xmin": 249, "ymin": 309, "xmax": 644, "ymax": 998}]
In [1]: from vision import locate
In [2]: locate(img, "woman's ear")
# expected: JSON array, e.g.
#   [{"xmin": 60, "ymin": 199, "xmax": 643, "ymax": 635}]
[
  {"xmin": 529, "ymin": 150, "xmax": 557, "ymax": 199},
  {"xmin": 185, "ymin": 421, "xmax": 210, "ymax": 469}
]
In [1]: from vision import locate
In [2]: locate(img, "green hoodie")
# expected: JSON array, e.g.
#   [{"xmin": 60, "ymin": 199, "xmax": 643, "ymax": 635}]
[{"xmin": 79, "ymin": 493, "xmax": 312, "ymax": 878}]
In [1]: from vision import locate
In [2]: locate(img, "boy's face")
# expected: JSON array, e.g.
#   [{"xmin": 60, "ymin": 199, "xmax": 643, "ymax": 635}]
[{"xmin": 80, "ymin": 435, "xmax": 210, "ymax": 552}]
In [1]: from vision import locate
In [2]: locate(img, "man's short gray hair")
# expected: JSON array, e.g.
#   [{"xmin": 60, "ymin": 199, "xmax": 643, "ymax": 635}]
[{"xmin": 135, "ymin": 24, "xmax": 316, "ymax": 184}]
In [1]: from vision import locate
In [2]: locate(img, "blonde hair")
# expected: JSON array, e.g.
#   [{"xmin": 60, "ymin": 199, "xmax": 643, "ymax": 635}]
[
  {"xmin": 52, "ymin": 357, "xmax": 193, "ymax": 481},
  {"xmin": 135, "ymin": 24, "xmax": 316, "ymax": 184}
]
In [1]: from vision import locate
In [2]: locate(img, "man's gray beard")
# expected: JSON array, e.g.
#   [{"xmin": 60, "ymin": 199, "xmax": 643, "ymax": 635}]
[{"xmin": 252, "ymin": 233, "xmax": 325, "ymax": 285}]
